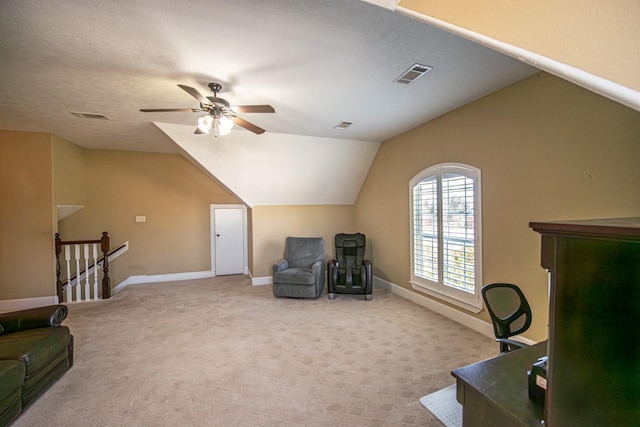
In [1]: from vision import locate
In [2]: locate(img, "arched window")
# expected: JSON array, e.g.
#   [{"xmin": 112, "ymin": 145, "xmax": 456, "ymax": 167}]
[{"xmin": 410, "ymin": 163, "xmax": 482, "ymax": 312}]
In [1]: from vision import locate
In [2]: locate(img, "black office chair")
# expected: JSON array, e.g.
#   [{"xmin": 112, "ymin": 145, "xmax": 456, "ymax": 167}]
[{"xmin": 481, "ymin": 283, "xmax": 532, "ymax": 353}]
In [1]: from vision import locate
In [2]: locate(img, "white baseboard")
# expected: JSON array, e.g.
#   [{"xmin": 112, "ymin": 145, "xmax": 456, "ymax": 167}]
[
  {"xmin": 250, "ymin": 275, "xmax": 272, "ymax": 286},
  {"xmin": 0, "ymin": 296, "xmax": 58, "ymax": 313},
  {"xmin": 113, "ymin": 270, "xmax": 217, "ymax": 294},
  {"xmin": 374, "ymin": 276, "xmax": 536, "ymax": 345}
]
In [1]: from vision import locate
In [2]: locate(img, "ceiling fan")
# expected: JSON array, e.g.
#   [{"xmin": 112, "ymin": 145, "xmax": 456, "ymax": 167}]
[{"xmin": 140, "ymin": 83, "xmax": 275, "ymax": 136}]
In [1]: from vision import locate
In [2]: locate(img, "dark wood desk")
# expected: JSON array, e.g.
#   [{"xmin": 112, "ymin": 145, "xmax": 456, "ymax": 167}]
[
  {"xmin": 530, "ymin": 218, "xmax": 640, "ymax": 426},
  {"xmin": 452, "ymin": 342, "xmax": 546, "ymax": 427}
]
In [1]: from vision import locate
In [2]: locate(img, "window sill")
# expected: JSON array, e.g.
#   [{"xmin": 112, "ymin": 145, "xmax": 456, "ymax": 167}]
[{"xmin": 410, "ymin": 281, "xmax": 482, "ymax": 313}]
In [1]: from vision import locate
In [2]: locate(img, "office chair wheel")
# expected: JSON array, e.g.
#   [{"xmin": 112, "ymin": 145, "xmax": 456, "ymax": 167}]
[
  {"xmin": 365, "ymin": 294, "xmax": 372, "ymax": 301},
  {"xmin": 328, "ymin": 293, "xmax": 335, "ymax": 300}
]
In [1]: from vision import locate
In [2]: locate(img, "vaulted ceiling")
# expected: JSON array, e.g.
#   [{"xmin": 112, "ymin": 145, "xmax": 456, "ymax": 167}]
[{"xmin": 0, "ymin": 0, "xmax": 538, "ymax": 206}]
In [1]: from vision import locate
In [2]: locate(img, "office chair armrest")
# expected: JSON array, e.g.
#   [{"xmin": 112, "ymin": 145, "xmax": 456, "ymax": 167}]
[
  {"xmin": 497, "ymin": 338, "xmax": 529, "ymax": 352},
  {"xmin": 273, "ymin": 259, "xmax": 288, "ymax": 274}
]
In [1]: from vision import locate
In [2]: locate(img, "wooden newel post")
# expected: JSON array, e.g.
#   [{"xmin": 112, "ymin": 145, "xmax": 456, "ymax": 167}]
[
  {"xmin": 101, "ymin": 231, "xmax": 111, "ymax": 299},
  {"xmin": 54, "ymin": 233, "xmax": 64, "ymax": 303}
]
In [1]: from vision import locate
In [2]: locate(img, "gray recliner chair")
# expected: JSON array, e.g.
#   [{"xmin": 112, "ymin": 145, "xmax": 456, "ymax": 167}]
[{"xmin": 273, "ymin": 237, "xmax": 325, "ymax": 298}]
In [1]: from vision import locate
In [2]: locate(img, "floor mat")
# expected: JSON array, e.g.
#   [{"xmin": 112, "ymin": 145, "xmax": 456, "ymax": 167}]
[{"xmin": 419, "ymin": 384, "xmax": 461, "ymax": 427}]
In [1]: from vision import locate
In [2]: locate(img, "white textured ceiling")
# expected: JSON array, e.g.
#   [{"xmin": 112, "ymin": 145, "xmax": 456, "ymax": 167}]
[{"xmin": 0, "ymin": 0, "xmax": 536, "ymax": 205}]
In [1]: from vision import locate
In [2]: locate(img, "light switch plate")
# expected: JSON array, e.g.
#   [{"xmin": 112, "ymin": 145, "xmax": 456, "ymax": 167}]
[{"xmin": 135, "ymin": 215, "xmax": 146, "ymax": 223}]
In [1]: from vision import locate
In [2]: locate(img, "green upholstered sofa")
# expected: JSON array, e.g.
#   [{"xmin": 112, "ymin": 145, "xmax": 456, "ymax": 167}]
[{"xmin": 0, "ymin": 305, "xmax": 73, "ymax": 426}]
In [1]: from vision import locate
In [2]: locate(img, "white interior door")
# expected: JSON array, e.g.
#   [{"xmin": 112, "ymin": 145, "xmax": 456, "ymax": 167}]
[{"xmin": 211, "ymin": 205, "xmax": 246, "ymax": 276}]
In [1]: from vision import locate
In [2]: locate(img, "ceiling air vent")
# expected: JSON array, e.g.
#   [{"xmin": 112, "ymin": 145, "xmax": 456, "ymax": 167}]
[
  {"xmin": 70, "ymin": 111, "xmax": 109, "ymax": 120},
  {"xmin": 393, "ymin": 63, "xmax": 433, "ymax": 84},
  {"xmin": 333, "ymin": 121, "xmax": 352, "ymax": 130}
]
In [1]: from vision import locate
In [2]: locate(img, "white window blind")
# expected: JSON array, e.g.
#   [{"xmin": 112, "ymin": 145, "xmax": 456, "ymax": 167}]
[
  {"xmin": 413, "ymin": 176, "xmax": 438, "ymax": 282},
  {"xmin": 410, "ymin": 163, "xmax": 482, "ymax": 312},
  {"xmin": 441, "ymin": 173, "xmax": 475, "ymax": 291}
]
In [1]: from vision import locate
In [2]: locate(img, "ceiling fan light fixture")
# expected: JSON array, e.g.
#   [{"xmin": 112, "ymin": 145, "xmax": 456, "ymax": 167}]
[
  {"xmin": 198, "ymin": 111, "xmax": 234, "ymax": 137},
  {"xmin": 214, "ymin": 115, "xmax": 233, "ymax": 136},
  {"xmin": 218, "ymin": 114, "xmax": 233, "ymax": 132},
  {"xmin": 197, "ymin": 114, "xmax": 213, "ymax": 134},
  {"xmin": 208, "ymin": 110, "xmax": 234, "ymax": 137}
]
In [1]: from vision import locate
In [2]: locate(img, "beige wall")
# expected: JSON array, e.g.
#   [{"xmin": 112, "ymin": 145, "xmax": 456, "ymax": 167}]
[
  {"xmin": 58, "ymin": 149, "xmax": 242, "ymax": 285},
  {"xmin": 354, "ymin": 72, "xmax": 640, "ymax": 341},
  {"xmin": 250, "ymin": 205, "xmax": 356, "ymax": 278},
  {"xmin": 0, "ymin": 130, "xmax": 56, "ymax": 300},
  {"xmin": 52, "ymin": 135, "xmax": 86, "ymax": 208},
  {"xmin": 399, "ymin": 0, "xmax": 640, "ymax": 92}
]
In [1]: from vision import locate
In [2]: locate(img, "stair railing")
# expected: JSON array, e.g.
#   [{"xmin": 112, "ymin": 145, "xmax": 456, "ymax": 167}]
[{"xmin": 55, "ymin": 232, "xmax": 111, "ymax": 302}]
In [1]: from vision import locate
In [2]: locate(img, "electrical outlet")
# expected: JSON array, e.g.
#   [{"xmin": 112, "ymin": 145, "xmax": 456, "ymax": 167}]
[{"xmin": 135, "ymin": 215, "xmax": 146, "ymax": 223}]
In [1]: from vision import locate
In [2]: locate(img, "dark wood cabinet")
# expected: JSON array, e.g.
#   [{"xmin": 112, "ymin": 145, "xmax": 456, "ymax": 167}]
[{"xmin": 530, "ymin": 218, "xmax": 640, "ymax": 426}]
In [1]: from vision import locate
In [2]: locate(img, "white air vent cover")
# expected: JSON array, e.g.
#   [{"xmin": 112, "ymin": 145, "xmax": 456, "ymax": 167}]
[
  {"xmin": 333, "ymin": 121, "xmax": 352, "ymax": 130},
  {"xmin": 70, "ymin": 111, "xmax": 109, "ymax": 120},
  {"xmin": 393, "ymin": 63, "xmax": 433, "ymax": 84}
]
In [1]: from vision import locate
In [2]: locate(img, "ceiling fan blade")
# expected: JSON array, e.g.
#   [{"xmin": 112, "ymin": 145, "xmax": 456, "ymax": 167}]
[
  {"xmin": 140, "ymin": 108, "xmax": 201, "ymax": 113},
  {"xmin": 178, "ymin": 84, "xmax": 211, "ymax": 105},
  {"xmin": 231, "ymin": 116, "xmax": 265, "ymax": 135},
  {"xmin": 232, "ymin": 105, "xmax": 275, "ymax": 114}
]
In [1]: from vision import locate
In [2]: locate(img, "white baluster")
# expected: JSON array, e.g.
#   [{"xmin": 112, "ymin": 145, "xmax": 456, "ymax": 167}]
[
  {"xmin": 93, "ymin": 243, "xmax": 99, "ymax": 300},
  {"xmin": 65, "ymin": 245, "xmax": 72, "ymax": 302},
  {"xmin": 75, "ymin": 244, "xmax": 81, "ymax": 302},
  {"xmin": 84, "ymin": 243, "xmax": 90, "ymax": 301}
]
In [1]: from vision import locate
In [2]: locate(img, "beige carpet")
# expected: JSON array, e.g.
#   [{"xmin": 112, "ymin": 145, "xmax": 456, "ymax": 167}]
[{"xmin": 13, "ymin": 276, "xmax": 496, "ymax": 426}]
